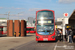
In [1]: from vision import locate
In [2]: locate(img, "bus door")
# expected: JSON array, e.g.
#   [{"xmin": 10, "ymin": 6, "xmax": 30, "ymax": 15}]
[{"xmin": 0, "ymin": 27, "xmax": 3, "ymax": 36}]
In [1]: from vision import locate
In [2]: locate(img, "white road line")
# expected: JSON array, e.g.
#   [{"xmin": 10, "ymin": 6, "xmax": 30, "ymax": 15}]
[{"xmin": 54, "ymin": 43, "xmax": 57, "ymax": 50}]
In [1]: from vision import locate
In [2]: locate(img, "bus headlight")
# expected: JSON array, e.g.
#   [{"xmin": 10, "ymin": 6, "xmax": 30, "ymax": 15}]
[
  {"xmin": 49, "ymin": 31, "xmax": 54, "ymax": 35},
  {"xmin": 49, "ymin": 33, "xmax": 52, "ymax": 34},
  {"xmin": 49, "ymin": 32, "xmax": 53, "ymax": 34}
]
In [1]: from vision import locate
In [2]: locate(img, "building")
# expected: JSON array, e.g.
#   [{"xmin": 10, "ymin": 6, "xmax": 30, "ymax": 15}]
[
  {"xmin": 55, "ymin": 10, "xmax": 75, "ymax": 30},
  {"xmin": 69, "ymin": 10, "xmax": 75, "ymax": 29},
  {"xmin": 55, "ymin": 17, "xmax": 69, "ymax": 29},
  {"xmin": 27, "ymin": 17, "xmax": 35, "ymax": 27}
]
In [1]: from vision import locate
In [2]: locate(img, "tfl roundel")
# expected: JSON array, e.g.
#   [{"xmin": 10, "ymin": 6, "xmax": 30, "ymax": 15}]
[{"xmin": 64, "ymin": 13, "xmax": 68, "ymax": 17}]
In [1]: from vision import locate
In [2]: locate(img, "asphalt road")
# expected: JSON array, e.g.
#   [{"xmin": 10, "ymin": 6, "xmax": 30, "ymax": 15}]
[
  {"xmin": 10, "ymin": 40, "xmax": 75, "ymax": 50},
  {"xmin": 0, "ymin": 33, "xmax": 75, "ymax": 50},
  {"xmin": 10, "ymin": 41, "xmax": 56, "ymax": 50}
]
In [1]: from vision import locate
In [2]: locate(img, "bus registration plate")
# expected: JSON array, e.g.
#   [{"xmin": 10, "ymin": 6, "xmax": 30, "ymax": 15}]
[{"xmin": 43, "ymin": 38, "xmax": 48, "ymax": 41}]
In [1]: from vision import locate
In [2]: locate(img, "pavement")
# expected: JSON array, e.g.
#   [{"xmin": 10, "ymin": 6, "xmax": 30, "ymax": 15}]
[
  {"xmin": 56, "ymin": 42, "xmax": 75, "ymax": 50},
  {"xmin": 0, "ymin": 33, "xmax": 75, "ymax": 50}
]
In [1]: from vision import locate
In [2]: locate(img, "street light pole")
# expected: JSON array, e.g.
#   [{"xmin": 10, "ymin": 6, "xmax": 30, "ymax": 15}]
[
  {"xmin": 62, "ymin": 17, "xmax": 65, "ymax": 42},
  {"xmin": 63, "ymin": 13, "xmax": 68, "ymax": 42}
]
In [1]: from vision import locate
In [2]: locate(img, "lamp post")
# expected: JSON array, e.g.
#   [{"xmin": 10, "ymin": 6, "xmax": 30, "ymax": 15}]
[
  {"xmin": 63, "ymin": 13, "xmax": 68, "ymax": 42},
  {"xmin": 62, "ymin": 17, "xmax": 65, "ymax": 42}
]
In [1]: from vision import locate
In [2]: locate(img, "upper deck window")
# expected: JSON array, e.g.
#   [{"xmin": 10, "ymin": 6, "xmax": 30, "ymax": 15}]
[{"xmin": 37, "ymin": 11, "xmax": 53, "ymax": 19}]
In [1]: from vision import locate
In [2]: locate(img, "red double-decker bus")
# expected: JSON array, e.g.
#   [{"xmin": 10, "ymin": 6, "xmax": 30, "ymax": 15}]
[
  {"xmin": 0, "ymin": 26, "xmax": 7, "ymax": 36},
  {"xmin": 36, "ymin": 9, "xmax": 56, "ymax": 41},
  {"xmin": 26, "ymin": 27, "xmax": 36, "ymax": 33}
]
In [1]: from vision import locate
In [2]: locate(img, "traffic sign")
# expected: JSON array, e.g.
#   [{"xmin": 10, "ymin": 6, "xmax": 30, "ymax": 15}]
[{"xmin": 64, "ymin": 13, "xmax": 68, "ymax": 17}]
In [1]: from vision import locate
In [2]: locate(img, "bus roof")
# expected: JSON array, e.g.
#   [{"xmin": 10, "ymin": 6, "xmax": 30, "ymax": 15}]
[{"xmin": 36, "ymin": 9, "xmax": 54, "ymax": 12}]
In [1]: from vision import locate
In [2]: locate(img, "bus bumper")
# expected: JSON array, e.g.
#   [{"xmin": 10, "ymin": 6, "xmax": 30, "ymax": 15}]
[
  {"xmin": 36, "ymin": 38, "xmax": 56, "ymax": 41},
  {"xmin": 0, "ymin": 34, "xmax": 7, "ymax": 36}
]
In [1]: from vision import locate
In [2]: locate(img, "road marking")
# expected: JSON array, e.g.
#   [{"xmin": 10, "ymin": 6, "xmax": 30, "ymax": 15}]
[{"xmin": 54, "ymin": 43, "xmax": 57, "ymax": 50}]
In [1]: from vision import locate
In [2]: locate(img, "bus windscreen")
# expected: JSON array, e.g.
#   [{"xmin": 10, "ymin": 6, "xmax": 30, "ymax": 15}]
[
  {"xmin": 27, "ymin": 28, "xmax": 34, "ymax": 31},
  {"xmin": 37, "ymin": 11, "xmax": 53, "ymax": 20},
  {"xmin": 37, "ymin": 25, "xmax": 54, "ymax": 35}
]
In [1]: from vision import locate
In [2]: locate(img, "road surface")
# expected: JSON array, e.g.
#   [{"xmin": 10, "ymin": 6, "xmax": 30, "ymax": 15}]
[{"xmin": 0, "ymin": 33, "xmax": 75, "ymax": 50}]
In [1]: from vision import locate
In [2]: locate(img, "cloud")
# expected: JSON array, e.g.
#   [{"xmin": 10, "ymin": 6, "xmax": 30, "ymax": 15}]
[
  {"xmin": 9, "ymin": 13, "xmax": 35, "ymax": 20},
  {"xmin": 28, "ymin": 8, "xmax": 41, "ymax": 11},
  {"xmin": 15, "ymin": 8, "xmax": 22, "ymax": 9},
  {"xmin": 0, "ymin": 7, "xmax": 3, "ymax": 9},
  {"xmin": 15, "ymin": 8, "xmax": 25, "ymax": 9},
  {"xmin": 11, "ymin": 7, "xmax": 25, "ymax": 10},
  {"xmin": 10, "ymin": 14, "xmax": 24, "ymax": 16},
  {"xmin": 0, "ymin": 7, "xmax": 24, "ymax": 9},
  {"xmin": 58, "ymin": 0, "xmax": 75, "ymax": 3},
  {"xmin": 59, "ymin": 0, "xmax": 75, "ymax": 3}
]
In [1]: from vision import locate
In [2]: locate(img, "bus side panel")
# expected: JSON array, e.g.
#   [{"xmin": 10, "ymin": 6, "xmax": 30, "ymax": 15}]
[
  {"xmin": 26, "ymin": 31, "xmax": 29, "ymax": 33},
  {"xmin": 0, "ymin": 31, "xmax": 2, "ymax": 36},
  {"xmin": 30, "ymin": 31, "xmax": 36, "ymax": 33}
]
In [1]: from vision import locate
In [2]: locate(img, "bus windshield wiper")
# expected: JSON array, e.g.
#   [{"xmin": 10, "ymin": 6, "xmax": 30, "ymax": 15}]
[{"xmin": 47, "ymin": 30, "xmax": 51, "ymax": 32}]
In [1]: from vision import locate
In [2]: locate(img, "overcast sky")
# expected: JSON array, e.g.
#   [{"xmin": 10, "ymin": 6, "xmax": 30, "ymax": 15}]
[{"xmin": 0, "ymin": 0, "xmax": 75, "ymax": 20}]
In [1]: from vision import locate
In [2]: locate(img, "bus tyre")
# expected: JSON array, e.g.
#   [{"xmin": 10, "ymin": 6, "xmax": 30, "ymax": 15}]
[
  {"xmin": 37, "ymin": 41, "xmax": 40, "ymax": 43},
  {"xmin": 55, "ymin": 37, "xmax": 58, "ymax": 42}
]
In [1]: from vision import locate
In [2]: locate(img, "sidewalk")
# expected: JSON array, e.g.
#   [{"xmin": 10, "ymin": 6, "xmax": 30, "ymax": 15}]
[{"xmin": 55, "ymin": 41, "xmax": 75, "ymax": 50}]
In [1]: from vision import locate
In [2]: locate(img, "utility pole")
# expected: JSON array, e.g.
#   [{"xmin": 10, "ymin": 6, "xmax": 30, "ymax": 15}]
[
  {"xmin": 8, "ymin": 11, "xmax": 10, "ymax": 20},
  {"xmin": 0, "ymin": 11, "xmax": 10, "ymax": 20},
  {"xmin": 0, "ymin": 14, "xmax": 7, "ymax": 19}
]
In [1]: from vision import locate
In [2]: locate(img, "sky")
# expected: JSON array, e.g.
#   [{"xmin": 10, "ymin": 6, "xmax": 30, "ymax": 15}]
[{"xmin": 0, "ymin": 0, "xmax": 75, "ymax": 20}]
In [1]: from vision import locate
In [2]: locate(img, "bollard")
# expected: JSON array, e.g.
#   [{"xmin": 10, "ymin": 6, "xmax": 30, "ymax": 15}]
[
  {"xmin": 19, "ymin": 32, "xmax": 21, "ymax": 37},
  {"xmin": 14, "ymin": 32, "xmax": 16, "ymax": 37}
]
